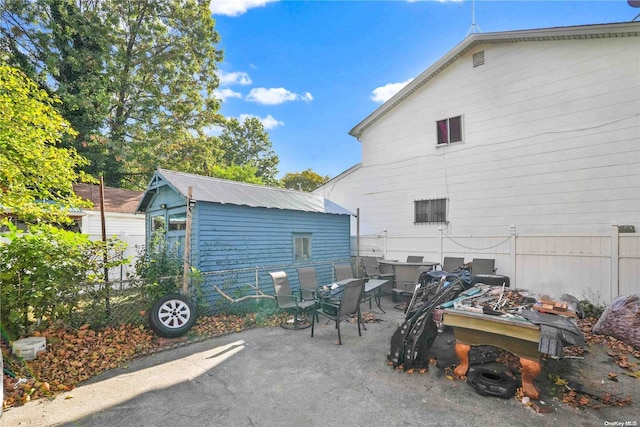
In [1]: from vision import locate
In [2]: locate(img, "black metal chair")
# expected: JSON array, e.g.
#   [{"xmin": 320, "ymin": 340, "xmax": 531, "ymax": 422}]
[
  {"xmin": 333, "ymin": 264, "xmax": 354, "ymax": 282},
  {"xmin": 296, "ymin": 266, "xmax": 318, "ymax": 301},
  {"xmin": 269, "ymin": 271, "xmax": 315, "ymax": 329},
  {"xmin": 471, "ymin": 258, "xmax": 496, "ymax": 275},
  {"xmin": 442, "ymin": 257, "xmax": 465, "ymax": 273},
  {"xmin": 311, "ymin": 278, "xmax": 365, "ymax": 345}
]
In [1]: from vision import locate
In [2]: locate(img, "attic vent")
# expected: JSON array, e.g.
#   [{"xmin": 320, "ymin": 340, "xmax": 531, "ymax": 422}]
[{"xmin": 473, "ymin": 50, "xmax": 485, "ymax": 68}]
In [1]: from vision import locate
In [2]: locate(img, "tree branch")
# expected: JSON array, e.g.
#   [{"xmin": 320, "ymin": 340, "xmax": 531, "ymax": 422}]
[{"xmin": 213, "ymin": 285, "xmax": 274, "ymax": 304}]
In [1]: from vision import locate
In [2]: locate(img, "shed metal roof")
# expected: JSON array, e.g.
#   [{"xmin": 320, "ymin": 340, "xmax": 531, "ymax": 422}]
[{"xmin": 137, "ymin": 169, "xmax": 353, "ymax": 216}]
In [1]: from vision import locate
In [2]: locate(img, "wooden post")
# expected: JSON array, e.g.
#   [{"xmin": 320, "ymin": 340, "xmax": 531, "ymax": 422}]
[
  {"xmin": 182, "ymin": 186, "xmax": 193, "ymax": 295},
  {"xmin": 99, "ymin": 176, "xmax": 110, "ymax": 314}
]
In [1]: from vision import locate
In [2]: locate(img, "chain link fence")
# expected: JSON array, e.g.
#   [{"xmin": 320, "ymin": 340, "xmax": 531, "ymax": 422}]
[{"xmin": 44, "ymin": 258, "xmax": 355, "ymax": 331}]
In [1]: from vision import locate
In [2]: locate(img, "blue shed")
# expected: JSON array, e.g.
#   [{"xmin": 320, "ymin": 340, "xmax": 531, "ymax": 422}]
[{"xmin": 136, "ymin": 169, "xmax": 353, "ymax": 306}]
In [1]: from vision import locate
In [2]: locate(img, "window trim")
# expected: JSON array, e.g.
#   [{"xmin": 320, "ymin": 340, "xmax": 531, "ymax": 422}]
[
  {"xmin": 414, "ymin": 198, "xmax": 448, "ymax": 225},
  {"xmin": 436, "ymin": 115, "xmax": 463, "ymax": 146},
  {"xmin": 292, "ymin": 233, "xmax": 312, "ymax": 261}
]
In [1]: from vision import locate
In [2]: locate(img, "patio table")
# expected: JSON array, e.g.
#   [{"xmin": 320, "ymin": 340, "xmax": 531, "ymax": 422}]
[{"xmin": 363, "ymin": 278, "xmax": 389, "ymax": 312}]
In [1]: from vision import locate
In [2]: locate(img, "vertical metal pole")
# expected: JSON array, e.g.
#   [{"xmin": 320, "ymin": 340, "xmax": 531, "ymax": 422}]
[
  {"xmin": 255, "ymin": 267, "xmax": 259, "ymax": 295},
  {"xmin": 356, "ymin": 208, "xmax": 360, "ymax": 277},
  {"xmin": 510, "ymin": 225, "xmax": 517, "ymax": 290},
  {"xmin": 182, "ymin": 186, "xmax": 193, "ymax": 295}
]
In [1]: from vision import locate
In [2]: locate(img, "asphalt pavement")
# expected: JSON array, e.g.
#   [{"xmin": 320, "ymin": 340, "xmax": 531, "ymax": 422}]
[{"xmin": 2, "ymin": 295, "xmax": 638, "ymax": 427}]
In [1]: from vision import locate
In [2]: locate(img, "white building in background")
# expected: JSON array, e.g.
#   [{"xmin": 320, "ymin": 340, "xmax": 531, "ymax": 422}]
[
  {"xmin": 315, "ymin": 22, "xmax": 640, "ymax": 303},
  {"xmin": 73, "ymin": 183, "xmax": 145, "ymax": 280}
]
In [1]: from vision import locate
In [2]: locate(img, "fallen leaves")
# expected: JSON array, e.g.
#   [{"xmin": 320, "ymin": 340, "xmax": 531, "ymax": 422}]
[
  {"xmin": 2, "ymin": 313, "xmax": 259, "ymax": 411},
  {"xmin": 2, "ymin": 323, "xmax": 158, "ymax": 410}
]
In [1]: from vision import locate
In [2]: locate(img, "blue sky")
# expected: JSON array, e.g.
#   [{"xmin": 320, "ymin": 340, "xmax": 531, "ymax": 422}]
[{"xmin": 209, "ymin": 0, "xmax": 638, "ymax": 179}]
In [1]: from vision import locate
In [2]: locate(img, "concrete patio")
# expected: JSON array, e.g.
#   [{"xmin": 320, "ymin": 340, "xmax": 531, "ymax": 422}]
[{"xmin": 3, "ymin": 295, "xmax": 638, "ymax": 427}]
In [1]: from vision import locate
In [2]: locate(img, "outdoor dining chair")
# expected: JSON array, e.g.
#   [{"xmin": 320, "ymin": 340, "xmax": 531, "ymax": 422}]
[
  {"xmin": 442, "ymin": 257, "xmax": 465, "ymax": 273},
  {"xmin": 406, "ymin": 255, "xmax": 424, "ymax": 263},
  {"xmin": 296, "ymin": 266, "xmax": 318, "ymax": 301},
  {"xmin": 471, "ymin": 258, "xmax": 496, "ymax": 275},
  {"xmin": 311, "ymin": 278, "xmax": 365, "ymax": 345},
  {"xmin": 269, "ymin": 271, "xmax": 315, "ymax": 329},
  {"xmin": 333, "ymin": 264, "xmax": 354, "ymax": 282}
]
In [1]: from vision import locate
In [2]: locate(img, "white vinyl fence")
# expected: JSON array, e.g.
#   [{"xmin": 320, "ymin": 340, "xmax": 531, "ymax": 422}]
[{"xmin": 353, "ymin": 226, "xmax": 639, "ymax": 304}]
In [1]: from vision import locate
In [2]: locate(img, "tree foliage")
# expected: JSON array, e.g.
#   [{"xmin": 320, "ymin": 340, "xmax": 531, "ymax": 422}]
[
  {"xmin": 0, "ymin": 64, "xmax": 92, "ymax": 223},
  {"xmin": 1, "ymin": 0, "xmax": 276, "ymax": 189},
  {"xmin": 281, "ymin": 169, "xmax": 330, "ymax": 192},
  {"xmin": 219, "ymin": 117, "xmax": 280, "ymax": 186},
  {"xmin": 0, "ymin": 222, "xmax": 128, "ymax": 339}
]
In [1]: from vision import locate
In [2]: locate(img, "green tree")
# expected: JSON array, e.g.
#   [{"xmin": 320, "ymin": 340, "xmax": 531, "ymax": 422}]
[
  {"xmin": 1, "ymin": 0, "xmax": 119, "ymax": 182},
  {"xmin": 1, "ymin": 0, "xmax": 226, "ymax": 189},
  {"xmin": 0, "ymin": 64, "xmax": 92, "ymax": 224},
  {"xmin": 105, "ymin": 0, "xmax": 224, "ymax": 188},
  {"xmin": 281, "ymin": 169, "xmax": 330, "ymax": 192},
  {"xmin": 219, "ymin": 117, "xmax": 280, "ymax": 186}
]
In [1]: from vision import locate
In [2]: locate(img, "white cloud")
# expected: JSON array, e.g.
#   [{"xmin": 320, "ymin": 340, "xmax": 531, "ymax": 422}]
[
  {"xmin": 209, "ymin": 0, "xmax": 278, "ymax": 17},
  {"xmin": 239, "ymin": 113, "xmax": 284, "ymax": 130},
  {"xmin": 246, "ymin": 87, "xmax": 314, "ymax": 105},
  {"xmin": 370, "ymin": 78, "xmax": 414, "ymax": 103},
  {"xmin": 217, "ymin": 70, "xmax": 252, "ymax": 86},
  {"xmin": 214, "ymin": 88, "xmax": 243, "ymax": 101},
  {"xmin": 202, "ymin": 124, "xmax": 224, "ymax": 136}
]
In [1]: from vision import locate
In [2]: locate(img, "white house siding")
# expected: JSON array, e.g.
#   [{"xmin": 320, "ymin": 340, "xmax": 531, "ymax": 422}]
[
  {"xmin": 81, "ymin": 211, "xmax": 146, "ymax": 279},
  {"xmin": 317, "ymin": 27, "xmax": 640, "ymax": 302}
]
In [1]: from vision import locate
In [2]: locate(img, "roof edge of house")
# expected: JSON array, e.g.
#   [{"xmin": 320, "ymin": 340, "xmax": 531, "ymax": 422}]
[{"xmin": 349, "ymin": 21, "xmax": 640, "ymax": 140}]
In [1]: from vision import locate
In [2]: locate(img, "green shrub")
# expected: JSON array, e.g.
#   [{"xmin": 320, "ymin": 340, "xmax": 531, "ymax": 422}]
[
  {"xmin": 0, "ymin": 222, "xmax": 128, "ymax": 339},
  {"xmin": 134, "ymin": 230, "xmax": 183, "ymax": 301},
  {"xmin": 133, "ymin": 230, "xmax": 204, "ymax": 311}
]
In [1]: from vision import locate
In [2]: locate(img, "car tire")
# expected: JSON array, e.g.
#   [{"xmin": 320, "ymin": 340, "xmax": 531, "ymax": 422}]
[
  {"xmin": 467, "ymin": 368, "xmax": 518, "ymax": 399},
  {"xmin": 148, "ymin": 294, "xmax": 197, "ymax": 338}
]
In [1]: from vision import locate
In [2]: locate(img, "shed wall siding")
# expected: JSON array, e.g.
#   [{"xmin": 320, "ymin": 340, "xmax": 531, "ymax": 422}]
[
  {"xmin": 194, "ymin": 203, "xmax": 350, "ymax": 271},
  {"xmin": 321, "ymin": 37, "xmax": 640, "ymax": 238}
]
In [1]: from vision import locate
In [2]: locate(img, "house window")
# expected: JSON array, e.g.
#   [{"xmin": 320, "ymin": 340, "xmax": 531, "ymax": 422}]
[
  {"xmin": 293, "ymin": 233, "xmax": 312, "ymax": 261},
  {"xmin": 168, "ymin": 213, "xmax": 186, "ymax": 231},
  {"xmin": 436, "ymin": 116, "xmax": 462, "ymax": 145},
  {"xmin": 414, "ymin": 198, "xmax": 447, "ymax": 224},
  {"xmin": 152, "ymin": 215, "xmax": 165, "ymax": 231}
]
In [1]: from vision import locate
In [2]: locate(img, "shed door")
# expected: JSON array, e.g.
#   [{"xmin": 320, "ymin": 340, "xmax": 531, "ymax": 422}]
[{"xmin": 166, "ymin": 208, "xmax": 187, "ymax": 258}]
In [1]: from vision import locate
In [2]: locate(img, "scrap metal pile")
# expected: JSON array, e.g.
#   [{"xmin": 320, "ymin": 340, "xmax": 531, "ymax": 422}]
[
  {"xmin": 387, "ymin": 268, "xmax": 585, "ymax": 371},
  {"xmin": 387, "ymin": 269, "xmax": 472, "ymax": 371}
]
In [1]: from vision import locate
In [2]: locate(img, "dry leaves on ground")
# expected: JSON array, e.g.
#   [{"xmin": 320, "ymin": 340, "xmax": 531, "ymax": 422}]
[
  {"xmin": 2, "ymin": 323, "xmax": 158, "ymax": 409},
  {"xmin": 2, "ymin": 313, "xmax": 261, "ymax": 410}
]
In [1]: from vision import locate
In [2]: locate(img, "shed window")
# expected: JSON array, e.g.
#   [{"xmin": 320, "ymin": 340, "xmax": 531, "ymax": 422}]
[
  {"xmin": 436, "ymin": 116, "xmax": 463, "ymax": 145},
  {"xmin": 168, "ymin": 213, "xmax": 186, "ymax": 231},
  {"xmin": 152, "ymin": 215, "xmax": 165, "ymax": 231},
  {"xmin": 415, "ymin": 198, "xmax": 447, "ymax": 224},
  {"xmin": 293, "ymin": 233, "xmax": 312, "ymax": 261}
]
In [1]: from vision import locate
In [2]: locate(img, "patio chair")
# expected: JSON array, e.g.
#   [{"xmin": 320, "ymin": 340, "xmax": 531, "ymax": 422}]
[
  {"xmin": 334, "ymin": 264, "xmax": 354, "ymax": 282},
  {"xmin": 361, "ymin": 257, "xmax": 394, "ymax": 280},
  {"xmin": 311, "ymin": 278, "xmax": 365, "ymax": 345},
  {"xmin": 442, "ymin": 257, "xmax": 465, "ymax": 273},
  {"xmin": 471, "ymin": 258, "xmax": 496, "ymax": 275},
  {"xmin": 406, "ymin": 255, "xmax": 424, "ymax": 263},
  {"xmin": 269, "ymin": 271, "xmax": 315, "ymax": 329},
  {"xmin": 296, "ymin": 267, "xmax": 318, "ymax": 301}
]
